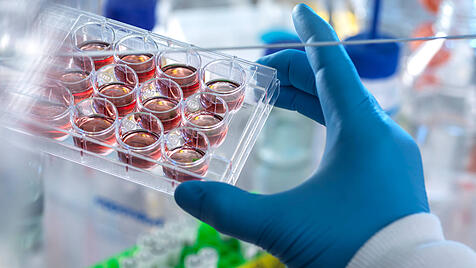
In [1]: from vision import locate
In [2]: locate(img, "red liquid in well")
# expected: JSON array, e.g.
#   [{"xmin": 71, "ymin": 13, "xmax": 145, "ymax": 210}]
[
  {"xmin": 205, "ymin": 79, "xmax": 244, "ymax": 112},
  {"xmin": 142, "ymin": 96, "xmax": 181, "ymax": 132},
  {"xmin": 207, "ymin": 80, "xmax": 240, "ymax": 92},
  {"xmin": 60, "ymin": 70, "xmax": 88, "ymax": 83},
  {"xmin": 120, "ymin": 54, "xmax": 156, "ymax": 83},
  {"xmin": 73, "ymin": 115, "xmax": 116, "ymax": 155},
  {"xmin": 78, "ymin": 41, "xmax": 114, "ymax": 70},
  {"xmin": 117, "ymin": 130, "xmax": 161, "ymax": 169},
  {"xmin": 60, "ymin": 70, "xmax": 93, "ymax": 103},
  {"xmin": 98, "ymin": 82, "xmax": 136, "ymax": 116},
  {"xmin": 33, "ymin": 102, "xmax": 68, "ymax": 118},
  {"xmin": 186, "ymin": 111, "xmax": 228, "ymax": 146},
  {"xmin": 72, "ymin": 88, "xmax": 94, "ymax": 103},
  {"xmin": 161, "ymin": 64, "xmax": 200, "ymax": 98},
  {"xmin": 163, "ymin": 147, "xmax": 207, "ymax": 182},
  {"xmin": 29, "ymin": 103, "xmax": 71, "ymax": 140}
]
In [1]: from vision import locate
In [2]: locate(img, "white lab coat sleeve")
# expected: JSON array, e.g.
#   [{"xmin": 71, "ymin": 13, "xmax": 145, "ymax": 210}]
[{"xmin": 346, "ymin": 213, "xmax": 476, "ymax": 268}]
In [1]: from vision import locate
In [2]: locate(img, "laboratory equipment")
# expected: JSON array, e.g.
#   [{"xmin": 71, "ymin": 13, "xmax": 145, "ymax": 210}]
[
  {"xmin": 410, "ymin": 22, "xmax": 450, "ymax": 70},
  {"xmin": 1, "ymin": 3, "xmax": 279, "ymax": 196},
  {"xmin": 90, "ymin": 220, "xmax": 285, "ymax": 267},
  {"xmin": 22, "ymin": 83, "xmax": 74, "ymax": 141},
  {"xmin": 104, "ymin": 0, "xmax": 157, "ymax": 31},
  {"xmin": 53, "ymin": 54, "xmax": 95, "ymax": 103},
  {"xmin": 162, "ymin": 127, "xmax": 211, "ymax": 182},
  {"xmin": 114, "ymin": 34, "xmax": 158, "ymax": 83},
  {"xmin": 182, "ymin": 92, "xmax": 230, "ymax": 147},
  {"xmin": 252, "ymin": 108, "xmax": 321, "ymax": 194},
  {"xmin": 174, "ymin": 5, "xmax": 430, "ymax": 268},
  {"xmin": 72, "ymin": 22, "xmax": 116, "ymax": 70},
  {"xmin": 137, "ymin": 78, "xmax": 184, "ymax": 132},
  {"xmin": 116, "ymin": 112, "xmax": 164, "ymax": 169},
  {"xmin": 4, "ymin": 1, "xmax": 476, "ymax": 267},
  {"xmin": 156, "ymin": 49, "xmax": 202, "ymax": 98},
  {"xmin": 93, "ymin": 64, "xmax": 139, "ymax": 117},
  {"xmin": 345, "ymin": 0, "xmax": 401, "ymax": 115},
  {"xmin": 420, "ymin": 0, "xmax": 442, "ymax": 14},
  {"xmin": 402, "ymin": 0, "xmax": 476, "ymax": 198},
  {"xmin": 352, "ymin": 0, "xmax": 432, "ymax": 38},
  {"xmin": 70, "ymin": 97, "xmax": 119, "ymax": 155},
  {"xmin": 201, "ymin": 59, "xmax": 247, "ymax": 112}
]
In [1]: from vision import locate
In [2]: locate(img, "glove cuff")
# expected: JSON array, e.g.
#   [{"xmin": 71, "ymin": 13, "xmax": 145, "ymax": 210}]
[{"xmin": 346, "ymin": 213, "xmax": 444, "ymax": 268}]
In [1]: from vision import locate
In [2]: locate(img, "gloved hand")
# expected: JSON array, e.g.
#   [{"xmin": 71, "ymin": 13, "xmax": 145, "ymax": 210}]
[{"xmin": 174, "ymin": 4, "xmax": 429, "ymax": 267}]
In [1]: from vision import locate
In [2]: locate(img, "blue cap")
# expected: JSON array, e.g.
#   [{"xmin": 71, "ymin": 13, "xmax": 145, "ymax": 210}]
[
  {"xmin": 104, "ymin": 0, "xmax": 157, "ymax": 31},
  {"xmin": 344, "ymin": 33, "xmax": 400, "ymax": 79}
]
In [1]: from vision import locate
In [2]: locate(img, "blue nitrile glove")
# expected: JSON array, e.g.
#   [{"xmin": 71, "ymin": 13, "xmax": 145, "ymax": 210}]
[{"xmin": 174, "ymin": 4, "xmax": 429, "ymax": 268}]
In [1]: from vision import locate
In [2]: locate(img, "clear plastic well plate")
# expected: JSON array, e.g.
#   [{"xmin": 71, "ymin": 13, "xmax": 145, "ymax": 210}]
[{"xmin": 0, "ymin": 5, "xmax": 279, "ymax": 195}]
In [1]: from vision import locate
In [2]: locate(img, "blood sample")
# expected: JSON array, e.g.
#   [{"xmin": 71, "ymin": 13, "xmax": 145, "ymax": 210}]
[{"xmin": 116, "ymin": 112, "xmax": 163, "ymax": 169}]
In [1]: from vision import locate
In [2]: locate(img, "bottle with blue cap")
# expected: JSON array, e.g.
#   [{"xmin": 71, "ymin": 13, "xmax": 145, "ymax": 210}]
[{"xmin": 344, "ymin": 0, "xmax": 401, "ymax": 116}]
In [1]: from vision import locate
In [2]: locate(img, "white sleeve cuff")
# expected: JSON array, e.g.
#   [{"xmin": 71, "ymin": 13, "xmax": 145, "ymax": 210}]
[{"xmin": 346, "ymin": 213, "xmax": 476, "ymax": 268}]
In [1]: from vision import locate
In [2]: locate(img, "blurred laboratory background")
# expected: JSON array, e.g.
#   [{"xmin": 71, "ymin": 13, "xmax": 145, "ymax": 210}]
[{"xmin": 2, "ymin": 0, "xmax": 476, "ymax": 267}]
